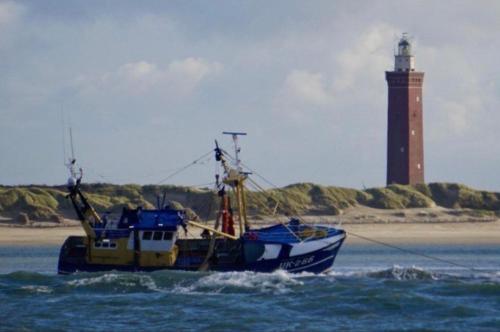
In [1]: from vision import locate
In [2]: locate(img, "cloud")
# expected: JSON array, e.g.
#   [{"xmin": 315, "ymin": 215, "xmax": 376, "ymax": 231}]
[
  {"xmin": 275, "ymin": 23, "xmax": 397, "ymax": 122},
  {"xmin": 79, "ymin": 57, "xmax": 222, "ymax": 97},
  {"xmin": 417, "ymin": 43, "xmax": 487, "ymax": 138},
  {"xmin": 169, "ymin": 57, "xmax": 222, "ymax": 84},
  {"xmin": 0, "ymin": 1, "xmax": 24, "ymax": 26},
  {"xmin": 119, "ymin": 61, "xmax": 157, "ymax": 79},
  {"xmin": 333, "ymin": 23, "xmax": 397, "ymax": 91},
  {"xmin": 273, "ymin": 69, "xmax": 334, "ymax": 124},
  {"xmin": 431, "ymin": 95, "xmax": 483, "ymax": 139},
  {"xmin": 0, "ymin": 1, "xmax": 25, "ymax": 48},
  {"xmin": 438, "ymin": 100, "xmax": 468, "ymax": 134},
  {"xmin": 1, "ymin": 1, "xmax": 500, "ymax": 189},
  {"xmin": 283, "ymin": 69, "xmax": 332, "ymax": 106},
  {"xmin": 167, "ymin": 57, "xmax": 223, "ymax": 93}
]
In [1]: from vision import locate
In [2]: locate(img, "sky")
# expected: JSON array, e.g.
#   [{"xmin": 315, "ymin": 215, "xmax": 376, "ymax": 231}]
[{"xmin": 0, "ymin": 0, "xmax": 499, "ymax": 190}]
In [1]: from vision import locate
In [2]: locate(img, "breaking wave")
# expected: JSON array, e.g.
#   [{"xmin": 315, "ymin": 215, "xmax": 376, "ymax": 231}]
[
  {"xmin": 2, "ymin": 267, "xmax": 500, "ymax": 331},
  {"xmin": 3, "ymin": 244, "xmax": 500, "ymax": 331},
  {"xmin": 1, "ymin": 266, "xmax": 500, "ymax": 298},
  {"xmin": 66, "ymin": 272, "xmax": 164, "ymax": 293},
  {"xmin": 176, "ymin": 270, "xmax": 306, "ymax": 294},
  {"xmin": 19, "ymin": 285, "xmax": 53, "ymax": 294},
  {"xmin": 359, "ymin": 265, "xmax": 439, "ymax": 281},
  {"xmin": 328, "ymin": 265, "xmax": 500, "ymax": 282}
]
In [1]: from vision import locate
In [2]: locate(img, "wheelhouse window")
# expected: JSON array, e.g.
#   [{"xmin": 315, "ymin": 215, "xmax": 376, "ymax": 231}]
[
  {"xmin": 153, "ymin": 231, "xmax": 163, "ymax": 241},
  {"xmin": 94, "ymin": 240, "xmax": 116, "ymax": 249},
  {"xmin": 163, "ymin": 232, "xmax": 173, "ymax": 240},
  {"xmin": 142, "ymin": 231, "xmax": 152, "ymax": 240}
]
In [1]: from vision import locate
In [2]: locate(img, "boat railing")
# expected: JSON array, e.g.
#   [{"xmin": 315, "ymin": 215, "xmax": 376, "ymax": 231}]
[{"xmin": 245, "ymin": 226, "xmax": 338, "ymax": 243}]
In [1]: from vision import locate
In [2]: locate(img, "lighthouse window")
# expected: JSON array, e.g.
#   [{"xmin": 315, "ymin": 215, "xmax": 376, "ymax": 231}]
[
  {"xmin": 142, "ymin": 231, "xmax": 152, "ymax": 240},
  {"xmin": 417, "ymin": 163, "xmax": 421, "ymax": 169},
  {"xmin": 412, "ymin": 130, "xmax": 415, "ymax": 136},
  {"xmin": 153, "ymin": 231, "xmax": 163, "ymax": 241},
  {"xmin": 416, "ymin": 96, "xmax": 420, "ymax": 102}
]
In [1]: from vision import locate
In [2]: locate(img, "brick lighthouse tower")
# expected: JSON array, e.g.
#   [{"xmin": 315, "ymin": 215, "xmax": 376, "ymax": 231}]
[{"xmin": 386, "ymin": 34, "xmax": 424, "ymax": 185}]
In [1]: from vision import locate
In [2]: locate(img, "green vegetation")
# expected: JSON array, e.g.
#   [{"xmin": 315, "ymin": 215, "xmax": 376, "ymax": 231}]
[
  {"xmin": 0, "ymin": 182, "xmax": 499, "ymax": 221},
  {"xmin": 0, "ymin": 187, "xmax": 64, "ymax": 220},
  {"xmin": 363, "ymin": 185, "xmax": 435, "ymax": 209}
]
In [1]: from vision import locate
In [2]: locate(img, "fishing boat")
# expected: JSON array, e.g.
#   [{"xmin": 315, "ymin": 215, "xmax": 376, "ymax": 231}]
[{"xmin": 58, "ymin": 133, "xmax": 346, "ymax": 274}]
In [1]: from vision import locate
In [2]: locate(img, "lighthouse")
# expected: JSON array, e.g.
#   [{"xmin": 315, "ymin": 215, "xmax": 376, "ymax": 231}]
[{"xmin": 386, "ymin": 34, "xmax": 425, "ymax": 185}]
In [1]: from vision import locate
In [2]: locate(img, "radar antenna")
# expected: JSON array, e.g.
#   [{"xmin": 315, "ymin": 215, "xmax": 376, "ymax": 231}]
[{"xmin": 222, "ymin": 131, "xmax": 247, "ymax": 172}]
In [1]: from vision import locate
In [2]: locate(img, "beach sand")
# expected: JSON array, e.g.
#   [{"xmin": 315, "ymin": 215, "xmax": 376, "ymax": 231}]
[
  {"xmin": 1, "ymin": 220, "xmax": 500, "ymax": 246},
  {"xmin": 0, "ymin": 226, "xmax": 85, "ymax": 246},
  {"xmin": 342, "ymin": 221, "xmax": 500, "ymax": 245}
]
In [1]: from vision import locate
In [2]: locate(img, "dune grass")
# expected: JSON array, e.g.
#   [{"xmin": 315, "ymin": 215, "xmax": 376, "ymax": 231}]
[{"xmin": 0, "ymin": 182, "xmax": 499, "ymax": 221}]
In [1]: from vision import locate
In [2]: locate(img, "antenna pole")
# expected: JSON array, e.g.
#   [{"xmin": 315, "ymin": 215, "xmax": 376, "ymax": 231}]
[
  {"xmin": 61, "ymin": 106, "xmax": 67, "ymax": 165},
  {"xmin": 233, "ymin": 134, "xmax": 240, "ymax": 171},
  {"xmin": 69, "ymin": 127, "xmax": 75, "ymax": 161},
  {"xmin": 65, "ymin": 126, "xmax": 80, "ymax": 183}
]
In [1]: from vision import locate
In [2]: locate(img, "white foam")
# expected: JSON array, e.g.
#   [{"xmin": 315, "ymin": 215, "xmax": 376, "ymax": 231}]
[
  {"xmin": 20, "ymin": 285, "xmax": 53, "ymax": 294},
  {"xmin": 182, "ymin": 270, "xmax": 305, "ymax": 294},
  {"xmin": 327, "ymin": 265, "xmax": 440, "ymax": 281},
  {"xmin": 66, "ymin": 273, "xmax": 166, "ymax": 292},
  {"xmin": 67, "ymin": 273, "xmax": 122, "ymax": 286}
]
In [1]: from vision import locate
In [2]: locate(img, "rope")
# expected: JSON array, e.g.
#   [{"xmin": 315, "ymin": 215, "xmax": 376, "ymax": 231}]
[
  {"xmin": 236, "ymin": 166, "xmax": 330, "ymax": 232},
  {"xmin": 156, "ymin": 150, "xmax": 213, "ymax": 185},
  {"xmin": 246, "ymin": 177, "xmax": 289, "ymax": 216},
  {"xmin": 347, "ymin": 231, "xmax": 479, "ymax": 272},
  {"xmin": 189, "ymin": 181, "xmax": 216, "ymax": 188},
  {"xmin": 240, "ymin": 160, "xmax": 280, "ymax": 189},
  {"xmin": 220, "ymin": 150, "xmax": 311, "ymax": 241},
  {"xmin": 222, "ymin": 149, "xmax": 483, "ymax": 273},
  {"xmin": 236, "ymin": 192, "xmax": 305, "ymax": 242},
  {"xmin": 184, "ymin": 227, "xmax": 197, "ymax": 239},
  {"xmin": 222, "ymin": 160, "xmax": 301, "ymax": 241},
  {"xmin": 244, "ymin": 181, "xmax": 288, "ymax": 223},
  {"xmin": 222, "ymin": 152, "xmax": 286, "ymax": 214}
]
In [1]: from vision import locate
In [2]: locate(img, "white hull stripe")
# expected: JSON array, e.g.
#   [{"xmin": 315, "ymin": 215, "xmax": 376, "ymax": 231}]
[
  {"xmin": 321, "ymin": 241, "xmax": 341, "ymax": 252},
  {"xmin": 257, "ymin": 244, "xmax": 282, "ymax": 261},
  {"xmin": 289, "ymin": 234, "xmax": 345, "ymax": 257}
]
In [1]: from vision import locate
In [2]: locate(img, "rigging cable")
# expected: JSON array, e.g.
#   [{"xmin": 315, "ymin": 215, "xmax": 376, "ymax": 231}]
[
  {"xmin": 156, "ymin": 150, "xmax": 213, "ymax": 185},
  {"xmin": 244, "ymin": 180, "xmax": 289, "ymax": 224},
  {"xmin": 221, "ymin": 150, "xmax": 302, "ymax": 241},
  {"xmin": 347, "ymin": 231, "xmax": 479, "ymax": 272},
  {"xmin": 225, "ymin": 152, "xmax": 484, "ymax": 271}
]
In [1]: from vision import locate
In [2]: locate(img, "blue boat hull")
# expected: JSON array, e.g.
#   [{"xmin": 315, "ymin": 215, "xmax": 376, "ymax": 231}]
[
  {"xmin": 242, "ymin": 237, "xmax": 344, "ymax": 274},
  {"xmin": 58, "ymin": 235, "xmax": 345, "ymax": 274}
]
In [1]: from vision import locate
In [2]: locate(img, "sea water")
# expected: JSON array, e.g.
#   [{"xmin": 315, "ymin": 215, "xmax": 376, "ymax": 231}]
[{"xmin": 0, "ymin": 244, "xmax": 499, "ymax": 331}]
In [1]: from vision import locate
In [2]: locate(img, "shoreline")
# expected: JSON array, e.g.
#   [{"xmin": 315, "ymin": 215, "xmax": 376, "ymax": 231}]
[
  {"xmin": 2, "ymin": 220, "xmax": 500, "ymax": 246},
  {"xmin": 341, "ymin": 221, "xmax": 500, "ymax": 245}
]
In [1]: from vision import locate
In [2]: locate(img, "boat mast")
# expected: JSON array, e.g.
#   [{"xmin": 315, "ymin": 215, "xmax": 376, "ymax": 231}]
[
  {"xmin": 222, "ymin": 132, "xmax": 249, "ymax": 235},
  {"xmin": 64, "ymin": 129, "xmax": 100, "ymax": 238}
]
